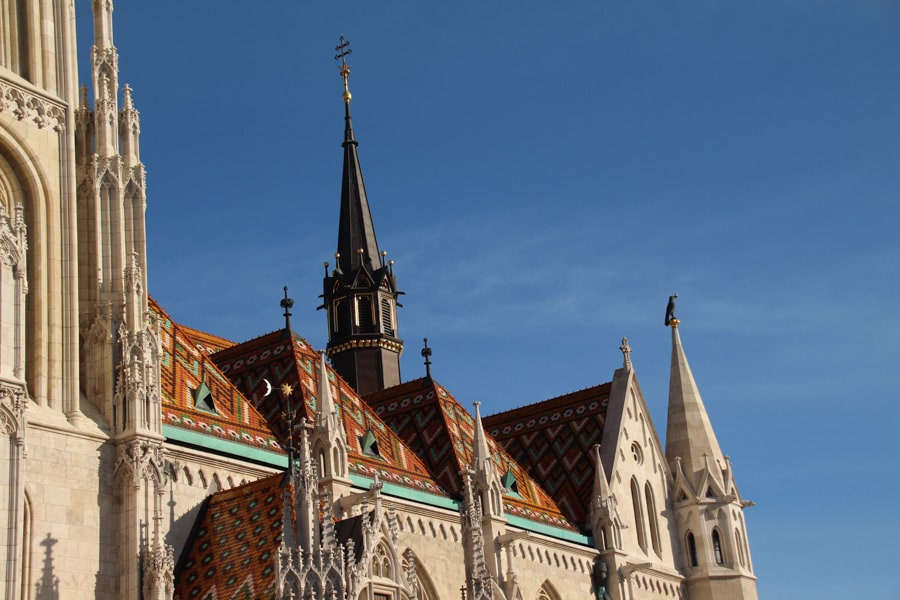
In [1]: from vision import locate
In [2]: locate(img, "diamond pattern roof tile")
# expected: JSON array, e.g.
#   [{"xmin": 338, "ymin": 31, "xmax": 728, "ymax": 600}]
[
  {"xmin": 366, "ymin": 378, "xmax": 578, "ymax": 532},
  {"xmin": 174, "ymin": 473, "xmax": 285, "ymax": 600},
  {"xmin": 483, "ymin": 383, "xmax": 611, "ymax": 528}
]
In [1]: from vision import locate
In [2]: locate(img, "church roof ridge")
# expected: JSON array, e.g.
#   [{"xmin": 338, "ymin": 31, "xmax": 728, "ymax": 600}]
[
  {"xmin": 484, "ymin": 381, "xmax": 612, "ymax": 422},
  {"xmin": 148, "ymin": 296, "xmax": 237, "ymax": 352}
]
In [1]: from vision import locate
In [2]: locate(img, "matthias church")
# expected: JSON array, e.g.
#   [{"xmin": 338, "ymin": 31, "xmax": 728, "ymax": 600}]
[{"xmin": 0, "ymin": 2, "xmax": 758, "ymax": 599}]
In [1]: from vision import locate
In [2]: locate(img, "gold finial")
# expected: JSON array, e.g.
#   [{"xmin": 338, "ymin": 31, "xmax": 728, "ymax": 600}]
[
  {"xmin": 335, "ymin": 36, "xmax": 353, "ymax": 103},
  {"xmin": 280, "ymin": 382, "xmax": 294, "ymax": 398}
]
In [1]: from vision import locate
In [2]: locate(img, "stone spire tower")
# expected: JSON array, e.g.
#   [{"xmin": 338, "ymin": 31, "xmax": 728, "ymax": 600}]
[
  {"xmin": 665, "ymin": 314, "xmax": 757, "ymax": 600},
  {"xmin": 75, "ymin": 2, "xmax": 171, "ymax": 598},
  {"xmin": 322, "ymin": 38, "xmax": 403, "ymax": 396},
  {"xmin": 76, "ymin": 0, "xmax": 155, "ymax": 434}
]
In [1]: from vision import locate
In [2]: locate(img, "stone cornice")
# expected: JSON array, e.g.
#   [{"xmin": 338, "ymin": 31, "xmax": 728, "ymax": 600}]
[{"xmin": 327, "ymin": 337, "xmax": 403, "ymax": 356}]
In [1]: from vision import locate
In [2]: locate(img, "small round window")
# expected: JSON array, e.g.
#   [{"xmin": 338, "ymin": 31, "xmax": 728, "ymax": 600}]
[{"xmin": 631, "ymin": 442, "xmax": 643, "ymax": 464}]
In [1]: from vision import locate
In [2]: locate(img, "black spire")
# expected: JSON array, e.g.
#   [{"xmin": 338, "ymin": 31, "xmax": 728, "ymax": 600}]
[
  {"xmin": 335, "ymin": 36, "xmax": 380, "ymax": 275},
  {"xmin": 322, "ymin": 38, "xmax": 403, "ymax": 396}
]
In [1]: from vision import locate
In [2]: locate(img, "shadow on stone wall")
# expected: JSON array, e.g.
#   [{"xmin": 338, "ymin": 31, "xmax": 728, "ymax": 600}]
[{"xmin": 35, "ymin": 533, "xmax": 59, "ymax": 600}]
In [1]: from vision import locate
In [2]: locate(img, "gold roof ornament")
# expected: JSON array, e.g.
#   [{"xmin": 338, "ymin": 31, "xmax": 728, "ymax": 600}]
[{"xmin": 335, "ymin": 35, "xmax": 353, "ymax": 103}]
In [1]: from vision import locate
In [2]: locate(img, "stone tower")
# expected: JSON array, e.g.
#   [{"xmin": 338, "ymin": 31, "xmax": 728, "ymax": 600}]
[
  {"xmin": 76, "ymin": 0, "xmax": 155, "ymax": 436},
  {"xmin": 74, "ymin": 1, "xmax": 171, "ymax": 597},
  {"xmin": 665, "ymin": 319, "xmax": 757, "ymax": 600},
  {"xmin": 322, "ymin": 43, "xmax": 403, "ymax": 396}
]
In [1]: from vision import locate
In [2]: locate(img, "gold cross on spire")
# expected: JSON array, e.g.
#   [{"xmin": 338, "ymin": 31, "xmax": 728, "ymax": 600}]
[{"xmin": 335, "ymin": 36, "xmax": 353, "ymax": 103}]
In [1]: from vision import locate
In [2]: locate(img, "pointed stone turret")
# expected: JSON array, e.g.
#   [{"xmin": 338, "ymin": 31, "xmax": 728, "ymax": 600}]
[
  {"xmin": 589, "ymin": 444, "xmax": 618, "ymax": 551},
  {"xmin": 311, "ymin": 352, "xmax": 352, "ymax": 497},
  {"xmin": 78, "ymin": 5, "xmax": 169, "ymax": 599},
  {"xmin": 322, "ymin": 38, "xmax": 403, "ymax": 396},
  {"xmin": 467, "ymin": 401, "xmax": 505, "ymax": 587},
  {"xmin": 472, "ymin": 401, "xmax": 492, "ymax": 475},
  {"xmin": 665, "ymin": 323, "xmax": 725, "ymax": 486},
  {"xmin": 471, "ymin": 401, "xmax": 503, "ymax": 518},
  {"xmin": 79, "ymin": 0, "xmax": 153, "ymax": 433},
  {"xmin": 665, "ymin": 316, "xmax": 758, "ymax": 600}
]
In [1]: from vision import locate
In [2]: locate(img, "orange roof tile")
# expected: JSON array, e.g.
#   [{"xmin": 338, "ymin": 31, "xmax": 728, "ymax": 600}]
[
  {"xmin": 174, "ymin": 473, "xmax": 284, "ymax": 600},
  {"xmin": 151, "ymin": 298, "xmax": 284, "ymax": 455},
  {"xmin": 209, "ymin": 330, "xmax": 448, "ymax": 498}
]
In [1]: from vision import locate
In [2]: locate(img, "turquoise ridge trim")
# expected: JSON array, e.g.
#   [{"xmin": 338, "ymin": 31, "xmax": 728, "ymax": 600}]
[
  {"xmin": 163, "ymin": 427, "xmax": 592, "ymax": 546},
  {"xmin": 163, "ymin": 425, "xmax": 288, "ymax": 468}
]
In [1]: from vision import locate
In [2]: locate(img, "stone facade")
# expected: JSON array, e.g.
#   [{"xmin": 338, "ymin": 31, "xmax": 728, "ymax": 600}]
[{"xmin": 0, "ymin": 2, "xmax": 758, "ymax": 599}]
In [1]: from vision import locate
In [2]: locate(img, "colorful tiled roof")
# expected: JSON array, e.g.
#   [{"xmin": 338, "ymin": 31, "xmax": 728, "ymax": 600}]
[
  {"xmin": 179, "ymin": 322, "xmax": 236, "ymax": 355},
  {"xmin": 151, "ymin": 298, "xmax": 284, "ymax": 455},
  {"xmin": 209, "ymin": 330, "xmax": 447, "ymax": 497},
  {"xmin": 365, "ymin": 378, "xmax": 578, "ymax": 531},
  {"xmin": 483, "ymin": 383, "xmax": 611, "ymax": 528},
  {"xmin": 174, "ymin": 472, "xmax": 284, "ymax": 600}
]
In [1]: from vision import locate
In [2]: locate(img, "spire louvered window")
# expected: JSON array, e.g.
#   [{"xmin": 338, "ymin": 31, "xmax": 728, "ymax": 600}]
[
  {"xmin": 357, "ymin": 295, "xmax": 374, "ymax": 332},
  {"xmin": 381, "ymin": 298, "xmax": 394, "ymax": 336}
]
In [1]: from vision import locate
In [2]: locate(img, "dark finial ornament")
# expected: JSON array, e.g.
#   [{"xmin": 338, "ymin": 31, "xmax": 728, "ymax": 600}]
[
  {"xmin": 421, "ymin": 338, "xmax": 433, "ymax": 380},
  {"xmin": 280, "ymin": 383, "xmax": 298, "ymax": 467},
  {"xmin": 665, "ymin": 293, "xmax": 679, "ymax": 328},
  {"xmin": 281, "ymin": 286, "xmax": 294, "ymax": 331}
]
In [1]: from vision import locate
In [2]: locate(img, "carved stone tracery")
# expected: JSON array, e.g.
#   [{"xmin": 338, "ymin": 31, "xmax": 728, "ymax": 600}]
[
  {"xmin": 0, "ymin": 80, "xmax": 66, "ymax": 131},
  {"xmin": 114, "ymin": 438, "xmax": 164, "ymax": 486}
]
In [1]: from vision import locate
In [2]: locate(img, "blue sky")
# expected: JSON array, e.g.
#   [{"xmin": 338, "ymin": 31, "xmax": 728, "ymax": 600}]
[{"xmin": 76, "ymin": 1, "xmax": 899, "ymax": 598}]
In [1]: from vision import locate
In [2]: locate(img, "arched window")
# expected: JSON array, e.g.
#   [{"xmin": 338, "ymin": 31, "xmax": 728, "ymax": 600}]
[
  {"xmin": 318, "ymin": 449, "xmax": 328, "ymax": 478},
  {"xmin": 686, "ymin": 532, "xmax": 698, "ymax": 567},
  {"xmin": 630, "ymin": 478, "xmax": 647, "ymax": 552},
  {"xmin": 734, "ymin": 528, "xmax": 745, "ymax": 567},
  {"xmin": 598, "ymin": 526, "xmax": 609, "ymax": 550},
  {"xmin": 644, "ymin": 483, "xmax": 661, "ymax": 556},
  {"xmin": 536, "ymin": 581, "xmax": 561, "ymax": 600},
  {"xmin": 371, "ymin": 543, "xmax": 392, "ymax": 578},
  {"xmin": 712, "ymin": 529, "xmax": 725, "ymax": 565}
]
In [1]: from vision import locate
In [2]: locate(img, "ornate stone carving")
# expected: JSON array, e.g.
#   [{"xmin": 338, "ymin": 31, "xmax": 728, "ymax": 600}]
[
  {"xmin": 461, "ymin": 469, "xmax": 494, "ymax": 600},
  {"xmin": 0, "ymin": 381, "xmax": 26, "ymax": 435},
  {"xmin": 0, "ymin": 80, "xmax": 66, "ymax": 132},
  {"xmin": 141, "ymin": 541, "xmax": 175, "ymax": 600},
  {"xmin": 115, "ymin": 439, "xmax": 164, "ymax": 485}
]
